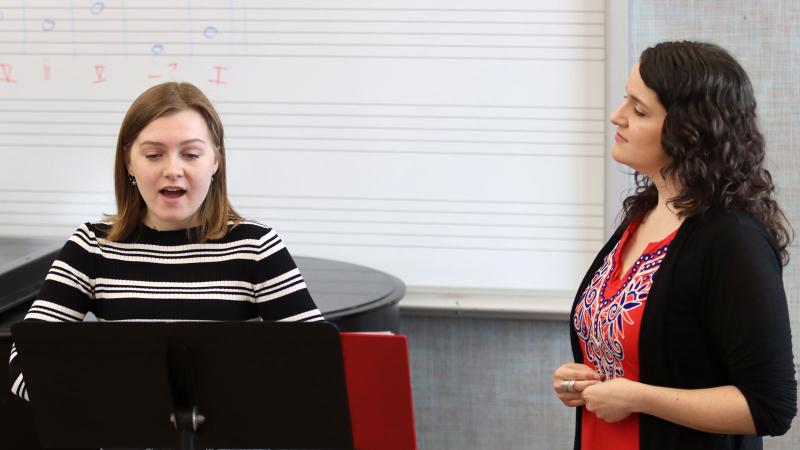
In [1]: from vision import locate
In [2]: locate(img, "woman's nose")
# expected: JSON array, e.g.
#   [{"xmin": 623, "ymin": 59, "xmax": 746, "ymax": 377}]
[
  {"xmin": 609, "ymin": 102, "xmax": 627, "ymax": 127},
  {"xmin": 163, "ymin": 154, "xmax": 184, "ymax": 178}
]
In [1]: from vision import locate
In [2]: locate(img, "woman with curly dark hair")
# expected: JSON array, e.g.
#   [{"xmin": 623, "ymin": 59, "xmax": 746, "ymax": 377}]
[{"xmin": 552, "ymin": 41, "xmax": 796, "ymax": 450}]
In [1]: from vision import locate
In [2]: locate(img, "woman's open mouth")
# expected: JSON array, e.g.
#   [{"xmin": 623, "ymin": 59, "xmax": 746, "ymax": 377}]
[{"xmin": 159, "ymin": 188, "xmax": 186, "ymax": 199}]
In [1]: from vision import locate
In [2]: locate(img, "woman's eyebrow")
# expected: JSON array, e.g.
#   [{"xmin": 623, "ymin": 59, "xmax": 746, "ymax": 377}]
[
  {"xmin": 137, "ymin": 140, "xmax": 167, "ymax": 149},
  {"xmin": 179, "ymin": 139, "xmax": 207, "ymax": 146},
  {"xmin": 137, "ymin": 138, "xmax": 207, "ymax": 148}
]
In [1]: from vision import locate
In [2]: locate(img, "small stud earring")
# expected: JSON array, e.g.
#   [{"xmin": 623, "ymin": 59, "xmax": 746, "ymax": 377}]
[{"xmin": 128, "ymin": 174, "xmax": 137, "ymax": 186}]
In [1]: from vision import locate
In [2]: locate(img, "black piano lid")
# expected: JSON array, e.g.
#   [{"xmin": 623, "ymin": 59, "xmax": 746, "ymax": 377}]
[{"xmin": 0, "ymin": 238, "xmax": 62, "ymax": 328}]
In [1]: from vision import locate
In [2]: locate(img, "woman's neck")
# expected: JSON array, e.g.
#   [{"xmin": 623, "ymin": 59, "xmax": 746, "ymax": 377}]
[{"xmin": 644, "ymin": 173, "xmax": 685, "ymax": 229}]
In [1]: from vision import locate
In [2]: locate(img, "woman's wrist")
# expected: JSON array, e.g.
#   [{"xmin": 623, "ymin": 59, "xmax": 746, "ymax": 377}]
[{"xmin": 628, "ymin": 380, "xmax": 651, "ymax": 414}]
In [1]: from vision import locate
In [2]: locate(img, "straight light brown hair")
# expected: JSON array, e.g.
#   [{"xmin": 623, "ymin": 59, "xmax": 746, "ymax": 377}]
[{"xmin": 106, "ymin": 82, "xmax": 241, "ymax": 242}]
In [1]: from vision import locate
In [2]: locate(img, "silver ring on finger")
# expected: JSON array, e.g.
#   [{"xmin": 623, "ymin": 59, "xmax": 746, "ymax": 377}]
[{"xmin": 567, "ymin": 379, "xmax": 576, "ymax": 393}]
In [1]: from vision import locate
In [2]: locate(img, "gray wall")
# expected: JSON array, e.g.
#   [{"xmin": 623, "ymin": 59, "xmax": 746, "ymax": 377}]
[
  {"xmin": 403, "ymin": 316, "xmax": 574, "ymax": 449},
  {"xmin": 402, "ymin": 1, "xmax": 799, "ymax": 448}
]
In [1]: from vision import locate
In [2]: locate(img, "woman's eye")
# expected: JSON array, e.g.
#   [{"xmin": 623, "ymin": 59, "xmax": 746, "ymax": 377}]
[
  {"xmin": 633, "ymin": 109, "xmax": 645, "ymax": 117},
  {"xmin": 184, "ymin": 153, "xmax": 200, "ymax": 160},
  {"xmin": 145, "ymin": 154, "xmax": 161, "ymax": 160}
]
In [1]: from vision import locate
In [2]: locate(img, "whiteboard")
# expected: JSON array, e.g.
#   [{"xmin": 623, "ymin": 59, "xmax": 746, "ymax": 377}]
[{"xmin": 0, "ymin": 0, "xmax": 606, "ymax": 292}]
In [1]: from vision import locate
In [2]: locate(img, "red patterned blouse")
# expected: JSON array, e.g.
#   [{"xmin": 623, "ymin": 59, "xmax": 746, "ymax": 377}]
[{"xmin": 573, "ymin": 220, "xmax": 679, "ymax": 450}]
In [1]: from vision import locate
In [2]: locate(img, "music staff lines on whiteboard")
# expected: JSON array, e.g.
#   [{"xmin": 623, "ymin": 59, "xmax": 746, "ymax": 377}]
[
  {"xmin": 0, "ymin": 196, "xmax": 603, "ymax": 217},
  {"xmin": 0, "ymin": 211, "xmax": 601, "ymax": 241},
  {"xmin": 0, "ymin": 98, "xmax": 604, "ymax": 109},
  {"xmin": 0, "ymin": 29, "xmax": 605, "ymax": 38},
  {"xmin": 0, "ymin": 5, "xmax": 604, "ymax": 59},
  {"xmin": 2, "ymin": 6, "xmax": 603, "ymax": 13},
  {"xmin": 0, "ymin": 200, "xmax": 111, "ymax": 207},
  {"xmin": 0, "ymin": 200, "xmax": 602, "ymax": 218},
  {"xmin": 0, "ymin": 189, "xmax": 603, "ymax": 207},
  {"xmin": 0, "ymin": 119, "xmax": 604, "ymax": 134},
  {"xmin": 0, "ymin": 110, "xmax": 605, "ymax": 122},
  {"xmin": 0, "ymin": 214, "xmax": 604, "ymax": 233},
  {"xmin": 0, "ymin": 52, "xmax": 604, "ymax": 62},
  {"xmin": 222, "ymin": 113, "xmax": 605, "ymax": 121},
  {"xmin": 0, "ymin": 190, "xmax": 603, "ymax": 217},
  {"xmin": 261, "ymin": 230, "xmax": 604, "ymax": 243},
  {"xmin": 0, "ymin": 134, "xmax": 600, "ymax": 146},
  {"xmin": 0, "ymin": 200, "xmax": 603, "ymax": 227},
  {"xmin": 267, "ymin": 241, "xmax": 602, "ymax": 254},
  {"xmin": 0, "ymin": 223, "xmax": 604, "ymax": 253},
  {"xmin": 1, "ymin": 40, "xmax": 605, "ymax": 50},
  {"xmin": 0, "ymin": 121, "xmax": 602, "ymax": 135},
  {"xmin": 0, "ymin": 212, "xmax": 603, "ymax": 233},
  {"xmin": 229, "ymin": 136, "xmax": 602, "ymax": 146},
  {"xmin": 0, "ymin": 17, "xmax": 603, "ymax": 25},
  {"xmin": 0, "ymin": 222, "xmax": 604, "ymax": 254},
  {"xmin": 233, "ymin": 193, "xmax": 603, "ymax": 207},
  {"xmin": 258, "ymin": 218, "xmax": 605, "ymax": 232},
  {"xmin": 0, "ymin": 144, "xmax": 603, "ymax": 159},
  {"xmin": 230, "ymin": 206, "xmax": 602, "ymax": 218}
]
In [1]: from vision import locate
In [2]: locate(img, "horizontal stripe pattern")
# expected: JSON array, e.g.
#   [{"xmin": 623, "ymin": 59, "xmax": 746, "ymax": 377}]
[
  {"xmin": 280, "ymin": 310, "xmax": 326, "ymax": 322},
  {"xmin": 95, "ymin": 317, "xmax": 265, "ymax": 323},
  {"xmin": 69, "ymin": 223, "xmax": 286, "ymax": 264},
  {"xmin": 25, "ymin": 300, "xmax": 86, "ymax": 322},
  {"xmin": 11, "ymin": 373, "xmax": 27, "ymax": 401},
  {"xmin": 9, "ymin": 220, "xmax": 324, "ymax": 401}
]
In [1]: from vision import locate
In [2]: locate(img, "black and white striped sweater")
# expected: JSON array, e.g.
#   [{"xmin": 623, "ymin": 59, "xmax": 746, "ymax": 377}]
[{"xmin": 9, "ymin": 220, "xmax": 323, "ymax": 400}]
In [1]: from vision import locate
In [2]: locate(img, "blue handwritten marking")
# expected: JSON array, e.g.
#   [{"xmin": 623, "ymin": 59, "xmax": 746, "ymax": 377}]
[
  {"xmin": 151, "ymin": 43, "xmax": 164, "ymax": 55},
  {"xmin": 90, "ymin": 2, "xmax": 104, "ymax": 15},
  {"xmin": 41, "ymin": 18, "xmax": 56, "ymax": 31},
  {"xmin": 203, "ymin": 26, "xmax": 218, "ymax": 39}
]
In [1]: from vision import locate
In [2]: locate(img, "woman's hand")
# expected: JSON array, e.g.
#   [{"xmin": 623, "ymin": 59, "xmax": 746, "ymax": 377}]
[
  {"xmin": 553, "ymin": 362, "xmax": 603, "ymax": 407},
  {"xmin": 581, "ymin": 377, "xmax": 640, "ymax": 422}
]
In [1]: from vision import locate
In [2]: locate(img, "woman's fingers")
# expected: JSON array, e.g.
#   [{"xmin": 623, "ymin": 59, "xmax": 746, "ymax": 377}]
[
  {"xmin": 574, "ymin": 379, "xmax": 602, "ymax": 392},
  {"xmin": 554, "ymin": 363, "xmax": 602, "ymax": 382},
  {"xmin": 555, "ymin": 379, "xmax": 603, "ymax": 407},
  {"xmin": 553, "ymin": 362, "xmax": 605, "ymax": 408},
  {"xmin": 553, "ymin": 363, "xmax": 603, "ymax": 393},
  {"xmin": 553, "ymin": 378, "xmax": 576, "ymax": 394}
]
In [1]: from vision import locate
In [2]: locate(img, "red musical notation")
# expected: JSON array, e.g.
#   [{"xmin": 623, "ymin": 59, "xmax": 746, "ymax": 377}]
[
  {"xmin": 208, "ymin": 65, "xmax": 228, "ymax": 84},
  {"xmin": 0, "ymin": 62, "xmax": 235, "ymax": 86},
  {"xmin": 0, "ymin": 64, "xmax": 18, "ymax": 83},
  {"xmin": 147, "ymin": 62, "xmax": 178, "ymax": 80},
  {"xmin": 93, "ymin": 65, "xmax": 106, "ymax": 84}
]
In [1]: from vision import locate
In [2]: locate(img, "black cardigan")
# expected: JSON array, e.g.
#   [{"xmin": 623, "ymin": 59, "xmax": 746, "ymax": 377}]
[{"xmin": 569, "ymin": 210, "xmax": 796, "ymax": 450}]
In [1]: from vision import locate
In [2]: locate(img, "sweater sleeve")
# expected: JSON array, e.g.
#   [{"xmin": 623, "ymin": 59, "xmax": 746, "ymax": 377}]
[
  {"xmin": 705, "ymin": 217, "xmax": 796, "ymax": 436},
  {"xmin": 8, "ymin": 224, "xmax": 96, "ymax": 401},
  {"xmin": 251, "ymin": 228, "xmax": 324, "ymax": 323}
]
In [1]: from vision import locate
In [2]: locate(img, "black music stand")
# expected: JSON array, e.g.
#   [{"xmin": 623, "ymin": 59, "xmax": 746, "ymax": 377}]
[{"xmin": 11, "ymin": 321, "xmax": 354, "ymax": 450}]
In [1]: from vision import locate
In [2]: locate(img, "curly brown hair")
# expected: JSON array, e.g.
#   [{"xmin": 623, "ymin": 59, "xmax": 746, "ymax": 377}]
[{"xmin": 622, "ymin": 41, "xmax": 792, "ymax": 264}]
